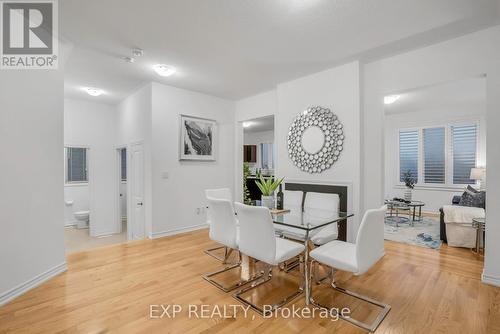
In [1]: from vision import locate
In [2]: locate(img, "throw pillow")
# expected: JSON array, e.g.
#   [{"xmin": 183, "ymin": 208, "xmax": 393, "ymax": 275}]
[{"xmin": 459, "ymin": 186, "xmax": 486, "ymax": 208}]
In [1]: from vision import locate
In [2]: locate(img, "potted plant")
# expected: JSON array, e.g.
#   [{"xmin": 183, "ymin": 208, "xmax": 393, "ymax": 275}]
[
  {"xmin": 402, "ymin": 170, "xmax": 416, "ymax": 202},
  {"xmin": 255, "ymin": 173, "xmax": 283, "ymax": 209},
  {"xmin": 243, "ymin": 162, "xmax": 252, "ymax": 205}
]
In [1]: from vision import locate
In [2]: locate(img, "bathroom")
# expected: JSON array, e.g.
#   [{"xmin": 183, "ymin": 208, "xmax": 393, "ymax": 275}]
[{"xmin": 63, "ymin": 99, "xmax": 128, "ymax": 253}]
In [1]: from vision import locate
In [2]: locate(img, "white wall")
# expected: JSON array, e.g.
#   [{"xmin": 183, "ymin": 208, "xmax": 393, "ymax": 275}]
[
  {"xmin": 362, "ymin": 26, "xmax": 500, "ymax": 286},
  {"xmin": 0, "ymin": 68, "xmax": 66, "ymax": 305},
  {"xmin": 150, "ymin": 83, "xmax": 235, "ymax": 237},
  {"xmin": 116, "ymin": 84, "xmax": 153, "ymax": 238},
  {"xmin": 64, "ymin": 99, "xmax": 119, "ymax": 236},
  {"xmin": 235, "ymin": 90, "xmax": 277, "ymax": 122},
  {"xmin": 384, "ymin": 104, "xmax": 486, "ymax": 212},
  {"xmin": 276, "ymin": 62, "xmax": 361, "ymax": 241}
]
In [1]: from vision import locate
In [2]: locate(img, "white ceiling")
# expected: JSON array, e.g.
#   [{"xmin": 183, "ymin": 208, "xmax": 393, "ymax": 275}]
[
  {"xmin": 384, "ymin": 76, "xmax": 486, "ymax": 115},
  {"xmin": 61, "ymin": 0, "xmax": 500, "ymax": 104},
  {"xmin": 243, "ymin": 116, "xmax": 274, "ymax": 133}
]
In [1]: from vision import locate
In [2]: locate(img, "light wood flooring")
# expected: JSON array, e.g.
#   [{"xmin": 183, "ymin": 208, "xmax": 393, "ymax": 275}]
[{"xmin": 0, "ymin": 229, "xmax": 499, "ymax": 334}]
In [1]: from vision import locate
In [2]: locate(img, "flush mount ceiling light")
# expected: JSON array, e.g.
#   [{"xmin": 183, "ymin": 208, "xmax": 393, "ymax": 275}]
[
  {"xmin": 153, "ymin": 64, "xmax": 176, "ymax": 77},
  {"xmin": 84, "ymin": 87, "xmax": 103, "ymax": 97},
  {"xmin": 242, "ymin": 122, "xmax": 252, "ymax": 128},
  {"xmin": 384, "ymin": 95, "xmax": 400, "ymax": 105}
]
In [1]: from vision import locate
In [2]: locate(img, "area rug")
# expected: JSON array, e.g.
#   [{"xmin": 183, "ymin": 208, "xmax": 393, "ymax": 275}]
[{"xmin": 384, "ymin": 216, "xmax": 442, "ymax": 249}]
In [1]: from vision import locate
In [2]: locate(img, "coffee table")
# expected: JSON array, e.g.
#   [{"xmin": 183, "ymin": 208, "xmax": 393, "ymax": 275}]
[{"xmin": 385, "ymin": 200, "xmax": 411, "ymax": 226}]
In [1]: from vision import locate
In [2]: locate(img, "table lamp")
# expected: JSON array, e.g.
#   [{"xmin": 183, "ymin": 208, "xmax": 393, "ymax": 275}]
[{"xmin": 470, "ymin": 167, "xmax": 486, "ymax": 190}]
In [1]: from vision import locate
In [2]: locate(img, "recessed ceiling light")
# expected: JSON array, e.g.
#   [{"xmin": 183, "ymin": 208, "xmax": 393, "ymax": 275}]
[
  {"xmin": 153, "ymin": 64, "xmax": 176, "ymax": 77},
  {"xmin": 84, "ymin": 87, "xmax": 104, "ymax": 97},
  {"xmin": 243, "ymin": 122, "xmax": 252, "ymax": 128},
  {"xmin": 384, "ymin": 95, "xmax": 400, "ymax": 105}
]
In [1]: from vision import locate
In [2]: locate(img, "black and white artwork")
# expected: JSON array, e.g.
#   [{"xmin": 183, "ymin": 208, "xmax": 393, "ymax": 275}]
[{"xmin": 179, "ymin": 115, "xmax": 216, "ymax": 161}]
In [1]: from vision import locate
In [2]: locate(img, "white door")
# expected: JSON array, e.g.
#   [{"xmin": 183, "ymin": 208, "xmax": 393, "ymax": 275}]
[{"xmin": 130, "ymin": 143, "xmax": 145, "ymax": 240}]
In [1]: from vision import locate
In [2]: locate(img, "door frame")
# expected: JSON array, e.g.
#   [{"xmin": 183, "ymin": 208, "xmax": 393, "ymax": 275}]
[{"xmin": 128, "ymin": 141, "xmax": 146, "ymax": 240}]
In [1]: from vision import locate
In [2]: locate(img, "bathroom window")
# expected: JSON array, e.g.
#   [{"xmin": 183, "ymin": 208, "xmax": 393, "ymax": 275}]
[{"xmin": 65, "ymin": 147, "xmax": 88, "ymax": 183}]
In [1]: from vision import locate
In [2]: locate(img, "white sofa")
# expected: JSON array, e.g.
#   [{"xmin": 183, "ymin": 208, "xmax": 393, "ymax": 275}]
[{"xmin": 442, "ymin": 205, "xmax": 485, "ymax": 248}]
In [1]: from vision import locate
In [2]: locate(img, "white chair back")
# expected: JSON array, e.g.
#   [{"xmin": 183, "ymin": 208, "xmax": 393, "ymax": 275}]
[
  {"xmin": 355, "ymin": 205, "xmax": 387, "ymax": 275},
  {"xmin": 284, "ymin": 190, "xmax": 303, "ymax": 215},
  {"xmin": 235, "ymin": 203, "xmax": 276, "ymax": 264},
  {"xmin": 205, "ymin": 188, "xmax": 232, "ymax": 202},
  {"xmin": 206, "ymin": 197, "xmax": 238, "ymax": 249},
  {"xmin": 304, "ymin": 192, "xmax": 340, "ymax": 213}
]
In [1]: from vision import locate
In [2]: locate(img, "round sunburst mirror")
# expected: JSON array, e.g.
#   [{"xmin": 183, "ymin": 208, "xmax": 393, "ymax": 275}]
[{"xmin": 287, "ymin": 106, "xmax": 344, "ymax": 174}]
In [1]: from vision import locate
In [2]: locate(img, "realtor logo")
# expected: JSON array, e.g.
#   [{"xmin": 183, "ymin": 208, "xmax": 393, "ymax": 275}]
[{"xmin": 1, "ymin": 0, "xmax": 58, "ymax": 69}]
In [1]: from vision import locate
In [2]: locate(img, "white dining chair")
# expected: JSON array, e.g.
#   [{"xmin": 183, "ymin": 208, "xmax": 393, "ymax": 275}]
[
  {"xmin": 309, "ymin": 205, "xmax": 390, "ymax": 332},
  {"xmin": 305, "ymin": 192, "xmax": 340, "ymax": 245},
  {"xmin": 204, "ymin": 188, "xmax": 236, "ymax": 262},
  {"xmin": 279, "ymin": 192, "xmax": 340, "ymax": 275},
  {"xmin": 203, "ymin": 197, "xmax": 262, "ymax": 292},
  {"xmin": 233, "ymin": 203, "xmax": 305, "ymax": 315}
]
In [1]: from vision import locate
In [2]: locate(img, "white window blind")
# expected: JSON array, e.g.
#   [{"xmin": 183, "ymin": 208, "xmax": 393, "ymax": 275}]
[
  {"xmin": 423, "ymin": 127, "xmax": 445, "ymax": 184},
  {"xmin": 452, "ymin": 125, "xmax": 477, "ymax": 184},
  {"xmin": 66, "ymin": 147, "xmax": 88, "ymax": 183},
  {"xmin": 399, "ymin": 130, "xmax": 418, "ymax": 183}
]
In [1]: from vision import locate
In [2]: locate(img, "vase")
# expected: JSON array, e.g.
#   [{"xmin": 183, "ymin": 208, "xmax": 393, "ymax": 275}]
[
  {"xmin": 404, "ymin": 188, "xmax": 412, "ymax": 202},
  {"xmin": 261, "ymin": 195, "xmax": 275, "ymax": 209}
]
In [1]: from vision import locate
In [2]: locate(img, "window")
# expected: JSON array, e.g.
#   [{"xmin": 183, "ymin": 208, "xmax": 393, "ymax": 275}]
[
  {"xmin": 452, "ymin": 125, "xmax": 477, "ymax": 184},
  {"xmin": 398, "ymin": 123, "xmax": 478, "ymax": 187},
  {"xmin": 423, "ymin": 127, "xmax": 445, "ymax": 184},
  {"xmin": 65, "ymin": 147, "xmax": 88, "ymax": 183},
  {"xmin": 120, "ymin": 148, "xmax": 127, "ymax": 181},
  {"xmin": 260, "ymin": 143, "xmax": 274, "ymax": 169},
  {"xmin": 399, "ymin": 130, "xmax": 418, "ymax": 183}
]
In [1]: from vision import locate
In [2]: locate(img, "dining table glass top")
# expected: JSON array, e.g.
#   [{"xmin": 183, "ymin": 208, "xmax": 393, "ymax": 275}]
[{"xmin": 271, "ymin": 209, "xmax": 354, "ymax": 231}]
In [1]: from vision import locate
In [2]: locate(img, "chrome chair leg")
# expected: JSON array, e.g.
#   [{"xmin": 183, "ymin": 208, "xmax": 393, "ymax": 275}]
[
  {"xmin": 233, "ymin": 262, "xmax": 303, "ymax": 316},
  {"xmin": 204, "ymin": 245, "xmax": 227, "ymax": 262},
  {"xmin": 204, "ymin": 246, "xmax": 238, "ymax": 264},
  {"xmin": 282, "ymin": 256, "xmax": 300, "ymax": 273},
  {"xmin": 308, "ymin": 260, "xmax": 391, "ymax": 332},
  {"xmin": 203, "ymin": 258, "xmax": 264, "ymax": 293}
]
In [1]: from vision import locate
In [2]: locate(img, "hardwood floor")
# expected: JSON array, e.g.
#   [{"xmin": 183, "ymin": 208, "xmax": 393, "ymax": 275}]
[{"xmin": 1, "ymin": 229, "xmax": 499, "ymax": 334}]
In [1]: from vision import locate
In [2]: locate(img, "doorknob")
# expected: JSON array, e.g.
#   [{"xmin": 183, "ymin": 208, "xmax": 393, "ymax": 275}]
[{"xmin": 137, "ymin": 202, "xmax": 143, "ymax": 206}]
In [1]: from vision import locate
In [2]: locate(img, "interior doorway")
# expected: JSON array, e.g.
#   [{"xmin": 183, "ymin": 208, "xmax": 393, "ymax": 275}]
[
  {"xmin": 382, "ymin": 76, "xmax": 486, "ymax": 251},
  {"xmin": 240, "ymin": 115, "xmax": 275, "ymax": 203},
  {"xmin": 116, "ymin": 147, "xmax": 128, "ymax": 236}
]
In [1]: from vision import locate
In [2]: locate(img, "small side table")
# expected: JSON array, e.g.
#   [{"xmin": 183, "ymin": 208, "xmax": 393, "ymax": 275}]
[
  {"xmin": 472, "ymin": 217, "xmax": 486, "ymax": 255},
  {"xmin": 408, "ymin": 201, "xmax": 425, "ymax": 222}
]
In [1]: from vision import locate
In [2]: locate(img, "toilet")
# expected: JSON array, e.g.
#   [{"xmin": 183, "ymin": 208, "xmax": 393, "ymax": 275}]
[{"xmin": 74, "ymin": 211, "xmax": 90, "ymax": 229}]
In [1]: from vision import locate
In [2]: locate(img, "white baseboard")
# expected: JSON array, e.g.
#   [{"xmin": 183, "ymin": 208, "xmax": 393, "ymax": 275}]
[
  {"xmin": 482, "ymin": 271, "xmax": 500, "ymax": 287},
  {"xmin": 93, "ymin": 230, "xmax": 120, "ymax": 237},
  {"xmin": 0, "ymin": 262, "xmax": 67, "ymax": 307},
  {"xmin": 151, "ymin": 223, "xmax": 208, "ymax": 239},
  {"xmin": 64, "ymin": 221, "xmax": 77, "ymax": 227}
]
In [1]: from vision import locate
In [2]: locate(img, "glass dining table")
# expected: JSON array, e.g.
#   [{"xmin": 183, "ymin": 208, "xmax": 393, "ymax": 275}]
[{"xmin": 240, "ymin": 208, "xmax": 354, "ymax": 305}]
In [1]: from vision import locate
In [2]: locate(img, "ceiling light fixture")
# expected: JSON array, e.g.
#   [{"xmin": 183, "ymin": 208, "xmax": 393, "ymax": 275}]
[
  {"xmin": 153, "ymin": 64, "xmax": 176, "ymax": 77},
  {"xmin": 384, "ymin": 95, "xmax": 400, "ymax": 105},
  {"xmin": 123, "ymin": 56, "xmax": 135, "ymax": 63},
  {"xmin": 132, "ymin": 48, "xmax": 144, "ymax": 57},
  {"xmin": 85, "ymin": 87, "xmax": 104, "ymax": 97},
  {"xmin": 242, "ymin": 122, "xmax": 252, "ymax": 128}
]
